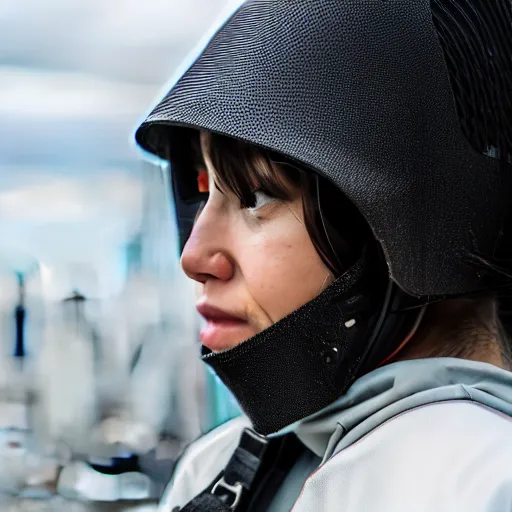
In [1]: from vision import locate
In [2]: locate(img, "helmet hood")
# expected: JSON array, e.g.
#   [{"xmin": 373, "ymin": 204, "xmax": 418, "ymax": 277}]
[{"xmin": 136, "ymin": 0, "xmax": 511, "ymax": 298}]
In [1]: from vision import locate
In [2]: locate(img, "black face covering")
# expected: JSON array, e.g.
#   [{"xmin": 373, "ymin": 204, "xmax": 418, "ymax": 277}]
[
  {"xmin": 202, "ymin": 253, "xmax": 376, "ymax": 435},
  {"xmin": 135, "ymin": 0, "xmax": 512, "ymax": 433},
  {"xmin": 201, "ymin": 250, "xmax": 418, "ymax": 435}
]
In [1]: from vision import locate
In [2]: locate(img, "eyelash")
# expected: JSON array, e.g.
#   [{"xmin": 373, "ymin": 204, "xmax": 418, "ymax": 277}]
[
  {"xmin": 245, "ymin": 190, "xmax": 276, "ymax": 211},
  {"xmin": 196, "ymin": 178, "xmax": 278, "ymax": 213}
]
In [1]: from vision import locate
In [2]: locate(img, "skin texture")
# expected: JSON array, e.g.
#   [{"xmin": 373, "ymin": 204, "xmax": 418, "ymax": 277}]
[
  {"xmin": 397, "ymin": 298, "xmax": 506, "ymax": 369},
  {"xmin": 180, "ymin": 146, "xmax": 333, "ymax": 352}
]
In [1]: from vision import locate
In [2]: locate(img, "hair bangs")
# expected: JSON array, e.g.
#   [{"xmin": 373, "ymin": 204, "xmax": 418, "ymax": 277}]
[
  {"xmin": 184, "ymin": 129, "xmax": 372, "ymax": 278},
  {"xmin": 199, "ymin": 131, "xmax": 298, "ymax": 208}
]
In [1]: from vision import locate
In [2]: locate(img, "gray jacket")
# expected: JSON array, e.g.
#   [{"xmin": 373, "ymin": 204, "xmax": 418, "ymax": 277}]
[{"xmin": 159, "ymin": 358, "xmax": 512, "ymax": 511}]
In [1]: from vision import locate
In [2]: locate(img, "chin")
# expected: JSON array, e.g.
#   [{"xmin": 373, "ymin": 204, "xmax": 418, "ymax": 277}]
[
  {"xmin": 211, "ymin": 335, "xmax": 254, "ymax": 353},
  {"xmin": 200, "ymin": 325, "xmax": 256, "ymax": 353}
]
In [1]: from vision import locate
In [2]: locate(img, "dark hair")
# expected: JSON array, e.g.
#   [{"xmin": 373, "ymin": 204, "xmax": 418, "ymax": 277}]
[{"xmin": 195, "ymin": 130, "xmax": 374, "ymax": 277}]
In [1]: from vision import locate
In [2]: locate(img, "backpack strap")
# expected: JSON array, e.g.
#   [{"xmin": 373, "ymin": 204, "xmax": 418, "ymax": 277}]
[
  {"xmin": 178, "ymin": 429, "xmax": 269, "ymax": 511},
  {"xmin": 177, "ymin": 428, "xmax": 304, "ymax": 511}
]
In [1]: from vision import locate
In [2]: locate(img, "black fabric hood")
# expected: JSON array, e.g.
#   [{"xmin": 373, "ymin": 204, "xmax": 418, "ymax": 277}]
[
  {"xmin": 134, "ymin": 0, "xmax": 512, "ymax": 434},
  {"xmin": 136, "ymin": 0, "xmax": 511, "ymax": 298}
]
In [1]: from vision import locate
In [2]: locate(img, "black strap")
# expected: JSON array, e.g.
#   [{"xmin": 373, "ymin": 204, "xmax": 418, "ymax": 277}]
[
  {"xmin": 175, "ymin": 492, "xmax": 234, "ymax": 512},
  {"xmin": 179, "ymin": 429, "xmax": 306, "ymax": 512},
  {"xmin": 178, "ymin": 428, "xmax": 305, "ymax": 511},
  {"xmin": 179, "ymin": 429, "xmax": 269, "ymax": 512},
  {"xmin": 243, "ymin": 432, "xmax": 305, "ymax": 511}
]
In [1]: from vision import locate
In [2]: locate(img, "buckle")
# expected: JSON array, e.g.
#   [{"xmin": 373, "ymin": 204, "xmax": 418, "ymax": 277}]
[{"xmin": 211, "ymin": 477, "xmax": 243, "ymax": 509}]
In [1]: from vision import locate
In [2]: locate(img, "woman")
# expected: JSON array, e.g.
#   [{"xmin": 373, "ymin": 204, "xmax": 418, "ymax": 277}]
[{"xmin": 135, "ymin": 1, "xmax": 512, "ymax": 510}]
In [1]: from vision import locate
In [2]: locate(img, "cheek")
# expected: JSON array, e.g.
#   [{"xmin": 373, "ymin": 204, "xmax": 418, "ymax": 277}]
[{"xmin": 239, "ymin": 218, "xmax": 330, "ymax": 323}]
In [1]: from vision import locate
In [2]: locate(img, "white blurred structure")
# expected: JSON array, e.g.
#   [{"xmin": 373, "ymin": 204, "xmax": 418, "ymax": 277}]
[
  {"xmin": 0, "ymin": 0, "xmax": 229, "ymax": 285},
  {"xmin": 0, "ymin": 0, "xmax": 232, "ymax": 500}
]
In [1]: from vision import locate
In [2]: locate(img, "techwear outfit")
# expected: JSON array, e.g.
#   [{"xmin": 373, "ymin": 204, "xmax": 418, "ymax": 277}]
[{"xmin": 135, "ymin": 0, "xmax": 512, "ymax": 510}]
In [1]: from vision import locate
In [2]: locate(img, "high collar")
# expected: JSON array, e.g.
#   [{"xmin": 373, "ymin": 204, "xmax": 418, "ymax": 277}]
[{"xmin": 284, "ymin": 358, "xmax": 512, "ymax": 458}]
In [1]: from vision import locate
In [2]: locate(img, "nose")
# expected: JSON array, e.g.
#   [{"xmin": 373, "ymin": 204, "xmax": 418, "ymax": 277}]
[{"xmin": 181, "ymin": 206, "xmax": 235, "ymax": 284}]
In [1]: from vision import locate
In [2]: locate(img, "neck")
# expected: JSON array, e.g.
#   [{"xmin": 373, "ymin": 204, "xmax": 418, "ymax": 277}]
[{"xmin": 395, "ymin": 298, "xmax": 506, "ymax": 369}]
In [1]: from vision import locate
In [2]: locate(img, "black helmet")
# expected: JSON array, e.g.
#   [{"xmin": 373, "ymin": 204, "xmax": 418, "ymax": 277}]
[{"xmin": 135, "ymin": 0, "xmax": 512, "ymax": 434}]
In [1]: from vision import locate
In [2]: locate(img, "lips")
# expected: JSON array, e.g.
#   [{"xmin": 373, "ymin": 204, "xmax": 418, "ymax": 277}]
[
  {"xmin": 196, "ymin": 302, "xmax": 252, "ymax": 352},
  {"xmin": 196, "ymin": 303, "xmax": 245, "ymax": 323}
]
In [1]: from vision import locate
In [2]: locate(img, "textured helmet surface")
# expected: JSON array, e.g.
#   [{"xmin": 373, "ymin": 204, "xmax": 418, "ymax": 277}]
[{"xmin": 136, "ymin": 0, "xmax": 511, "ymax": 297}]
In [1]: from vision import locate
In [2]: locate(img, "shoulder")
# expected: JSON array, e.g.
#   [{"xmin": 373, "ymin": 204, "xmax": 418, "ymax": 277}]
[
  {"xmin": 293, "ymin": 401, "xmax": 512, "ymax": 512},
  {"xmin": 363, "ymin": 400, "xmax": 512, "ymax": 464},
  {"xmin": 158, "ymin": 415, "xmax": 250, "ymax": 512},
  {"xmin": 358, "ymin": 399, "xmax": 512, "ymax": 450}
]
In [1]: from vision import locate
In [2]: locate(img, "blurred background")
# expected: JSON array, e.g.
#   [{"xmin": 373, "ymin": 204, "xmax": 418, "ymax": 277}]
[{"xmin": 0, "ymin": 0, "xmax": 240, "ymax": 509}]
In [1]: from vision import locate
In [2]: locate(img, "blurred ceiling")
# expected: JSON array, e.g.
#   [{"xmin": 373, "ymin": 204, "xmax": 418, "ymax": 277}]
[
  {"xmin": 0, "ymin": 0, "xmax": 228, "ymax": 282},
  {"xmin": 0, "ymin": 0, "xmax": 228, "ymax": 169}
]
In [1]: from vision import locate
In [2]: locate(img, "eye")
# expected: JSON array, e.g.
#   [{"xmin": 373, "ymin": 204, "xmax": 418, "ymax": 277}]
[{"xmin": 246, "ymin": 190, "xmax": 275, "ymax": 211}]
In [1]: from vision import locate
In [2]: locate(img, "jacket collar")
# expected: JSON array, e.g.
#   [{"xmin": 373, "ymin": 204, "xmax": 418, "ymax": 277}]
[{"xmin": 280, "ymin": 358, "xmax": 512, "ymax": 458}]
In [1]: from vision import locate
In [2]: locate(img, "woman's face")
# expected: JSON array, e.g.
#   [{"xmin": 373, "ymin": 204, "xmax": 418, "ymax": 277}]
[{"xmin": 181, "ymin": 147, "xmax": 334, "ymax": 353}]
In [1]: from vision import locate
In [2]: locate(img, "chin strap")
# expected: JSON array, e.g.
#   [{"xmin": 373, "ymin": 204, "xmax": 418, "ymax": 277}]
[
  {"xmin": 376, "ymin": 305, "xmax": 427, "ymax": 367},
  {"xmin": 352, "ymin": 278, "xmax": 425, "ymax": 379}
]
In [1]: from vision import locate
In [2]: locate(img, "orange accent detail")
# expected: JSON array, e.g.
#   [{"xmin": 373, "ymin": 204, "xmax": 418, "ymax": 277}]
[
  {"xmin": 197, "ymin": 170, "xmax": 209, "ymax": 193},
  {"xmin": 377, "ymin": 329, "xmax": 415, "ymax": 368},
  {"xmin": 377, "ymin": 307, "xmax": 426, "ymax": 368}
]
